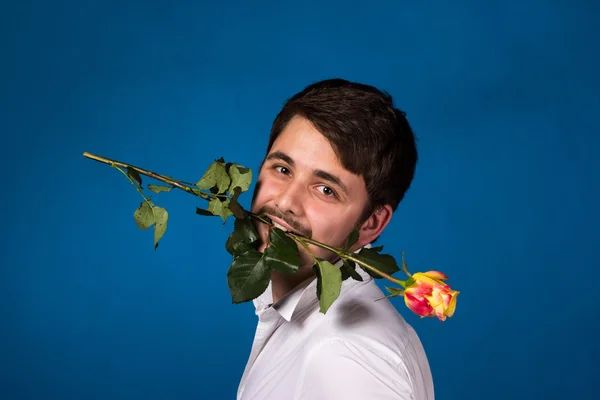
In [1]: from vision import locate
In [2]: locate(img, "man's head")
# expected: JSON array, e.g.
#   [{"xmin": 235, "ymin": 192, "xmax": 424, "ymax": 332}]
[{"xmin": 251, "ymin": 78, "xmax": 418, "ymax": 266}]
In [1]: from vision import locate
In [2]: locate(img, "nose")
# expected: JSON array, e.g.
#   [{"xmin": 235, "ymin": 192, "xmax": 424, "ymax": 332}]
[{"xmin": 274, "ymin": 179, "xmax": 304, "ymax": 216}]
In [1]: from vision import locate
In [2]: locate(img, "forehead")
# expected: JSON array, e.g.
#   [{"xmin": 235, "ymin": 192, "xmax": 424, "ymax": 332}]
[{"xmin": 269, "ymin": 116, "xmax": 342, "ymax": 168}]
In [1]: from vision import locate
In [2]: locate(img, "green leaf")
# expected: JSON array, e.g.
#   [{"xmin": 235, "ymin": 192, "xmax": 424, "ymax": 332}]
[
  {"xmin": 127, "ymin": 167, "xmax": 142, "ymax": 187},
  {"xmin": 196, "ymin": 207, "xmax": 217, "ymax": 216},
  {"xmin": 152, "ymin": 206, "xmax": 168, "ymax": 250},
  {"xmin": 228, "ymin": 164, "xmax": 253, "ymax": 193},
  {"xmin": 314, "ymin": 263, "xmax": 322, "ymax": 300},
  {"xmin": 148, "ymin": 184, "xmax": 173, "ymax": 193},
  {"xmin": 133, "ymin": 202, "xmax": 168, "ymax": 249},
  {"xmin": 226, "ymin": 232, "xmax": 255, "ymax": 256},
  {"xmin": 220, "ymin": 201, "xmax": 235, "ymax": 223},
  {"xmin": 208, "ymin": 198, "xmax": 233, "ymax": 223},
  {"xmin": 353, "ymin": 247, "xmax": 400, "ymax": 279},
  {"xmin": 236, "ymin": 217, "xmax": 260, "ymax": 243},
  {"xmin": 344, "ymin": 228, "xmax": 360, "ymax": 251},
  {"xmin": 225, "ymin": 218, "xmax": 260, "ymax": 256},
  {"xmin": 133, "ymin": 202, "xmax": 154, "ymax": 230},
  {"xmin": 340, "ymin": 259, "xmax": 363, "ymax": 281},
  {"xmin": 313, "ymin": 259, "xmax": 342, "ymax": 314},
  {"xmin": 196, "ymin": 161, "xmax": 230, "ymax": 194},
  {"xmin": 227, "ymin": 250, "xmax": 271, "ymax": 303},
  {"xmin": 227, "ymin": 187, "xmax": 248, "ymax": 219},
  {"xmin": 263, "ymin": 228, "xmax": 301, "ymax": 274},
  {"xmin": 226, "ymin": 188, "xmax": 245, "ymax": 218}
]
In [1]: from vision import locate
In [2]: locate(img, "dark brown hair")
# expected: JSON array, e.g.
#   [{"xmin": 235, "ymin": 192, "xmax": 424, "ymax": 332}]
[{"xmin": 266, "ymin": 78, "xmax": 418, "ymax": 223}]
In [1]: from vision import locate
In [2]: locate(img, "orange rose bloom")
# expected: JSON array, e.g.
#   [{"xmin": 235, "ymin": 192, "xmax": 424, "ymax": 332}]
[{"xmin": 404, "ymin": 271, "xmax": 459, "ymax": 321}]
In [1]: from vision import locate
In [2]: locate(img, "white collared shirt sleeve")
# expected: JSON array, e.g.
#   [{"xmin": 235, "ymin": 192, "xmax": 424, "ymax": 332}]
[{"xmin": 295, "ymin": 338, "xmax": 421, "ymax": 400}]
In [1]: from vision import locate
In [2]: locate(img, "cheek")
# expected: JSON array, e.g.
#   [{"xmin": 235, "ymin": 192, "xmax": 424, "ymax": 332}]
[
  {"xmin": 251, "ymin": 174, "xmax": 279, "ymax": 209},
  {"xmin": 306, "ymin": 209, "xmax": 359, "ymax": 261},
  {"xmin": 305, "ymin": 202, "xmax": 330, "ymax": 223},
  {"xmin": 309, "ymin": 206, "xmax": 357, "ymax": 243}
]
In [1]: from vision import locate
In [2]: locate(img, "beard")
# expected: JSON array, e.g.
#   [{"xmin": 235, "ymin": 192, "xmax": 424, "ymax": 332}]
[{"xmin": 253, "ymin": 204, "xmax": 312, "ymax": 239}]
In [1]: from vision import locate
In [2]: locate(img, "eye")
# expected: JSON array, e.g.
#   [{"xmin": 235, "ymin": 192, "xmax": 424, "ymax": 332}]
[
  {"xmin": 274, "ymin": 165, "xmax": 291, "ymax": 175},
  {"xmin": 316, "ymin": 185, "xmax": 337, "ymax": 198}
]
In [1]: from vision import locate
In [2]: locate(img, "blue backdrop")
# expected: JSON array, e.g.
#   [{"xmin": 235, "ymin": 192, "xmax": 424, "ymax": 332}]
[{"xmin": 1, "ymin": 1, "xmax": 599, "ymax": 399}]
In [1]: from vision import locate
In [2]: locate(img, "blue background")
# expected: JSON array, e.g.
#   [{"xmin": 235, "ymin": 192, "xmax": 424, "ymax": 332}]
[{"xmin": 1, "ymin": 1, "xmax": 599, "ymax": 399}]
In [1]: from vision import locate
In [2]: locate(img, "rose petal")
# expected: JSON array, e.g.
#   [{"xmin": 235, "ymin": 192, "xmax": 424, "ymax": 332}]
[
  {"xmin": 440, "ymin": 290, "xmax": 452, "ymax": 308},
  {"xmin": 406, "ymin": 281, "xmax": 434, "ymax": 297},
  {"xmin": 405, "ymin": 293, "xmax": 433, "ymax": 317},
  {"xmin": 445, "ymin": 291, "xmax": 459, "ymax": 317},
  {"xmin": 422, "ymin": 271, "xmax": 449, "ymax": 281},
  {"xmin": 432, "ymin": 302, "xmax": 447, "ymax": 319},
  {"xmin": 409, "ymin": 273, "xmax": 439, "ymax": 289}
]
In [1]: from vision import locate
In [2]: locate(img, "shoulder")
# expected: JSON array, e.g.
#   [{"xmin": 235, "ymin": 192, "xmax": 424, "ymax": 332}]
[
  {"xmin": 325, "ymin": 278, "xmax": 419, "ymax": 351},
  {"xmin": 300, "ymin": 279, "xmax": 434, "ymax": 399},
  {"xmin": 296, "ymin": 335, "xmax": 433, "ymax": 400}
]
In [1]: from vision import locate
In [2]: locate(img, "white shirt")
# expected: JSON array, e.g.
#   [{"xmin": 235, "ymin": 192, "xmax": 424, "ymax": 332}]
[{"xmin": 236, "ymin": 248, "xmax": 435, "ymax": 400}]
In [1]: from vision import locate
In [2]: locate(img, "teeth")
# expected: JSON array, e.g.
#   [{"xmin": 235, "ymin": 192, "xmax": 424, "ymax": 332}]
[{"xmin": 273, "ymin": 222, "xmax": 289, "ymax": 232}]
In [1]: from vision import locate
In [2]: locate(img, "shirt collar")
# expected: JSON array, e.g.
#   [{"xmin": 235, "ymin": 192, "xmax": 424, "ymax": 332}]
[{"xmin": 253, "ymin": 244, "xmax": 373, "ymax": 322}]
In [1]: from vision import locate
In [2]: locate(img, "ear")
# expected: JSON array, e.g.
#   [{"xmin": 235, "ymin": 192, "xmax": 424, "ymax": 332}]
[{"xmin": 351, "ymin": 204, "xmax": 393, "ymax": 251}]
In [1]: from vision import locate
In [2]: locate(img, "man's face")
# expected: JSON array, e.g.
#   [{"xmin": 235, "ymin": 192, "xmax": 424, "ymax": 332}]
[{"xmin": 251, "ymin": 115, "xmax": 370, "ymax": 267}]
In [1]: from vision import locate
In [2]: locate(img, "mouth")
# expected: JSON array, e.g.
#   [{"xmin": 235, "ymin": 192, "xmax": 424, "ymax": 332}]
[{"xmin": 268, "ymin": 216, "xmax": 301, "ymax": 236}]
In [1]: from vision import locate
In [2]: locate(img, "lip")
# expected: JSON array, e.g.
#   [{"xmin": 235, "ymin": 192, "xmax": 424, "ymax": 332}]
[{"xmin": 268, "ymin": 215, "xmax": 298, "ymax": 235}]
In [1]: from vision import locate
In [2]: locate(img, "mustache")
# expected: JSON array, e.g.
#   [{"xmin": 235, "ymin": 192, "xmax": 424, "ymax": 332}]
[{"xmin": 257, "ymin": 205, "xmax": 312, "ymax": 239}]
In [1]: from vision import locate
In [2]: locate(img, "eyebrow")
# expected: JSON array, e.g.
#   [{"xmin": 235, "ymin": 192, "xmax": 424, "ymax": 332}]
[
  {"xmin": 314, "ymin": 169, "xmax": 349, "ymax": 196},
  {"xmin": 266, "ymin": 151, "xmax": 295, "ymax": 167},
  {"xmin": 265, "ymin": 151, "xmax": 349, "ymax": 196}
]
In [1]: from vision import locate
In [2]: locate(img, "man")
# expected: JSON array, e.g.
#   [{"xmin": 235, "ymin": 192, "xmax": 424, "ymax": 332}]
[{"xmin": 237, "ymin": 79, "xmax": 434, "ymax": 400}]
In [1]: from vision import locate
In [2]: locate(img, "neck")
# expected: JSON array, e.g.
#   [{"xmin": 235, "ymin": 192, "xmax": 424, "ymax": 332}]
[
  {"xmin": 270, "ymin": 254, "xmax": 343, "ymax": 303},
  {"xmin": 270, "ymin": 268, "xmax": 313, "ymax": 303}
]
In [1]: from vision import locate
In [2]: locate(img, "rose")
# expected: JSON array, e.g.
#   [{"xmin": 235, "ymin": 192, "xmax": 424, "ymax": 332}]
[
  {"xmin": 403, "ymin": 271, "xmax": 459, "ymax": 322},
  {"xmin": 82, "ymin": 152, "xmax": 461, "ymax": 320}
]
